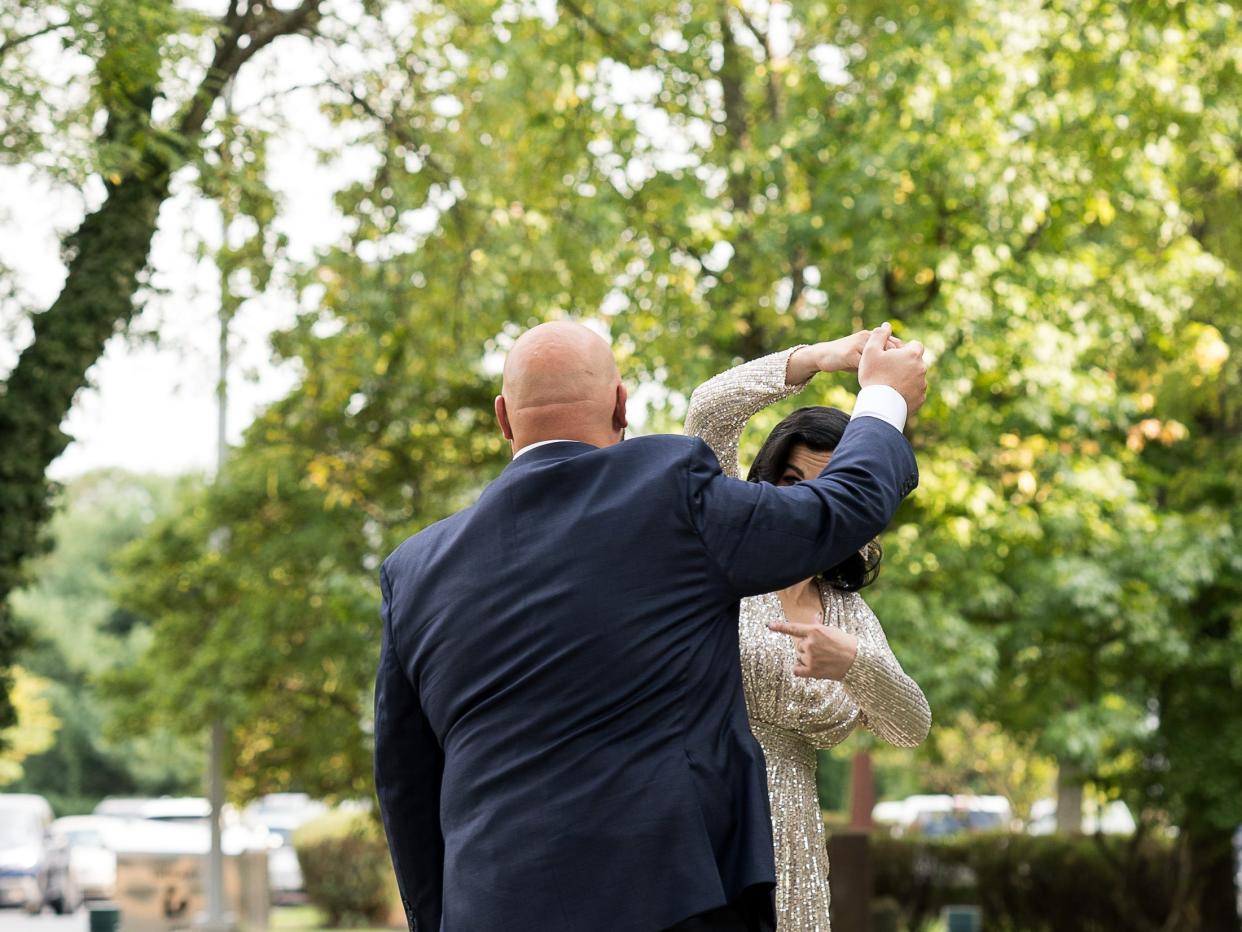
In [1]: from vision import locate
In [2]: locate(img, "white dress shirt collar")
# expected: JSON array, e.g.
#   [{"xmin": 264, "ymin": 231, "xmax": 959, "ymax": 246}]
[{"xmin": 511, "ymin": 439, "xmax": 584, "ymax": 459}]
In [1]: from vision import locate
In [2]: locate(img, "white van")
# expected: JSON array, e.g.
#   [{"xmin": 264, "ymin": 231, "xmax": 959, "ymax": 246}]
[{"xmin": 0, "ymin": 793, "xmax": 54, "ymax": 912}]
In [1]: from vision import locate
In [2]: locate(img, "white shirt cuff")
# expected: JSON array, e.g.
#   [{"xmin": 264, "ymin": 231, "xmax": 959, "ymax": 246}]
[{"xmin": 851, "ymin": 384, "xmax": 907, "ymax": 433}]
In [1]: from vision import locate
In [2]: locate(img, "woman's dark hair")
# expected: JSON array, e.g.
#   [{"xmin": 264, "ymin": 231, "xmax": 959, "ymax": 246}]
[{"xmin": 746, "ymin": 405, "xmax": 882, "ymax": 591}]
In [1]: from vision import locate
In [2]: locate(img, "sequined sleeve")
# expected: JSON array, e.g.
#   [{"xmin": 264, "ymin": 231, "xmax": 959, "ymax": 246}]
[
  {"xmin": 841, "ymin": 592, "xmax": 931, "ymax": 748},
  {"xmin": 683, "ymin": 347, "xmax": 809, "ymax": 479}
]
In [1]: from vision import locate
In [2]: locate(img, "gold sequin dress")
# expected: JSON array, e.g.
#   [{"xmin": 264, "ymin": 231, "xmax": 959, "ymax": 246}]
[{"xmin": 685, "ymin": 348, "xmax": 932, "ymax": 931}]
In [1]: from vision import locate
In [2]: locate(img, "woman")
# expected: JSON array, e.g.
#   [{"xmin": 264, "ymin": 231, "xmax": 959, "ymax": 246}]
[{"xmin": 685, "ymin": 336, "xmax": 932, "ymax": 931}]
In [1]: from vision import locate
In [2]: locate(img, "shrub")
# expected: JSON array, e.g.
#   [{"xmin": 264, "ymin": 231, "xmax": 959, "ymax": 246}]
[
  {"xmin": 294, "ymin": 809, "xmax": 395, "ymax": 928},
  {"xmin": 868, "ymin": 832, "xmax": 1179, "ymax": 932}
]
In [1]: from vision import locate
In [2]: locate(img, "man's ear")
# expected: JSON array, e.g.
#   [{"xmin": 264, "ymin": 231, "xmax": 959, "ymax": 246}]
[
  {"xmin": 612, "ymin": 383, "xmax": 628, "ymax": 432},
  {"xmin": 495, "ymin": 395, "xmax": 514, "ymax": 440}
]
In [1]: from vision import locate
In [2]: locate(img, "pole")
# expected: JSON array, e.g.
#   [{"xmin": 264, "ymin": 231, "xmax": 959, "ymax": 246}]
[
  {"xmin": 203, "ymin": 243, "xmax": 231, "ymax": 932},
  {"xmin": 207, "ymin": 719, "xmax": 227, "ymax": 928}
]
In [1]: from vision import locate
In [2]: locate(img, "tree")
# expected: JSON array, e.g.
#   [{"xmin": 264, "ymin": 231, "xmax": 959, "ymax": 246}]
[
  {"xmin": 1121, "ymin": 93, "xmax": 1242, "ymax": 926},
  {"xmin": 0, "ymin": 668, "xmax": 59, "ymax": 785},
  {"xmin": 0, "ymin": 0, "xmax": 322, "ymax": 733},
  {"xmin": 109, "ymin": 2, "xmax": 1240, "ymax": 925},
  {"xmin": 107, "ymin": 443, "xmax": 383, "ymax": 801},
  {"xmin": 5, "ymin": 471, "xmax": 201, "ymax": 814},
  {"xmin": 911, "ymin": 713, "xmax": 1057, "ymax": 824}
]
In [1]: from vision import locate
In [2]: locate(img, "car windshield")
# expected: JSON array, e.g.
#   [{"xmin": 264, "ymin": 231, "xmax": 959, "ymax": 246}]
[
  {"xmin": 66, "ymin": 830, "xmax": 104, "ymax": 847},
  {"xmin": 968, "ymin": 810, "xmax": 1004, "ymax": 830},
  {"xmin": 147, "ymin": 815, "xmax": 206, "ymax": 824},
  {"xmin": 0, "ymin": 813, "xmax": 41, "ymax": 846}
]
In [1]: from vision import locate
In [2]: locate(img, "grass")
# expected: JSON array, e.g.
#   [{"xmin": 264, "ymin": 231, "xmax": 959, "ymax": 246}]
[
  {"xmin": 269, "ymin": 904, "xmax": 957, "ymax": 932},
  {"xmin": 268, "ymin": 905, "xmax": 394, "ymax": 932}
]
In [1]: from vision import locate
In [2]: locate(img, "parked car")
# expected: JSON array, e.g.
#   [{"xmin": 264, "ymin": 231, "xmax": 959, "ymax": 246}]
[
  {"xmin": 91, "ymin": 797, "xmax": 275, "ymax": 853},
  {"xmin": 94, "ymin": 796, "xmax": 209, "ymax": 823},
  {"xmin": 872, "ymin": 794, "xmax": 1014, "ymax": 837},
  {"xmin": 0, "ymin": 794, "xmax": 53, "ymax": 912},
  {"xmin": 44, "ymin": 816, "xmax": 119, "ymax": 912},
  {"xmin": 95, "ymin": 796, "xmax": 261, "ymax": 835},
  {"xmin": 243, "ymin": 793, "xmax": 328, "ymax": 904},
  {"xmin": 1026, "ymin": 797, "xmax": 1136, "ymax": 835},
  {"xmin": 90, "ymin": 798, "xmax": 151, "ymax": 820}
]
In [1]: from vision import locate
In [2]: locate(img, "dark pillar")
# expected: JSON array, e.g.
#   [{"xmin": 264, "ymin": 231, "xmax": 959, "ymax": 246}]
[
  {"xmin": 828, "ymin": 832, "xmax": 873, "ymax": 932},
  {"xmin": 848, "ymin": 750, "xmax": 876, "ymax": 831}
]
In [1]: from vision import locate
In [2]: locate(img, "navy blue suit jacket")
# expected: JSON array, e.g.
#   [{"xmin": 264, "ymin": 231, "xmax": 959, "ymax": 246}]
[{"xmin": 375, "ymin": 416, "xmax": 917, "ymax": 931}]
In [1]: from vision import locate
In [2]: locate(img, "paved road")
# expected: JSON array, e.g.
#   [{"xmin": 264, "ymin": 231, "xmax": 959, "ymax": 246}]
[{"xmin": 0, "ymin": 910, "xmax": 87, "ymax": 932}]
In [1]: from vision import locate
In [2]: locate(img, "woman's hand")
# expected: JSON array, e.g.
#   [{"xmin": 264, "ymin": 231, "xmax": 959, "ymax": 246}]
[
  {"xmin": 767, "ymin": 619, "xmax": 860, "ymax": 680},
  {"xmin": 786, "ymin": 330, "xmax": 902, "ymax": 384},
  {"xmin": 816, "ymin": 331, "xmax": 871, "ymax": 373}
]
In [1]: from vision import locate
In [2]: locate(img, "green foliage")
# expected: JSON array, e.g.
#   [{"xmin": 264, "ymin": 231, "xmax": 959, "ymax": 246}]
[
  {"xmin": 814, "ymin": 749, "xmax": 850, "ymax": 813},
  {"xmin": 871, "ymin": 832, "xmax": 1180, "ymax": 932},
  {"xmin": 293, "ymin": 810, "xmax": 395, "ymax": 929},
  {"xmin": 867, "ymin": 713, "xmax": 1056, "ymax": 823},
  {"xmin": 105, "ymin": 437, "xmax": 379, "ymax": 802},
  {"xmin": 0, "ymin": 668, "xmax": 60, "ymax": 784},
  {"xmin": 4, "ymin": 471, "xmax": 201, "ymax": 814},
  {"xmin": 0, "ymin": 0, "xmax": 323, "ymax": 736},
  {"xmin": 99, "ymin": 2, "xmax": 1241, "ymax": 923}
]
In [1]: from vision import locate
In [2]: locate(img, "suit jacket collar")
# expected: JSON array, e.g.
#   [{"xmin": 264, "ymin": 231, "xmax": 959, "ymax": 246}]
[{"xmin": 502, "ymin": 440, "xmax": 599, "ymax": 474}]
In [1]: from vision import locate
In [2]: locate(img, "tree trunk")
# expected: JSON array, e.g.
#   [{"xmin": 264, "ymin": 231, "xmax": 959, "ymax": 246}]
[
  {"xmin": 1055, "ymin": 758, "xmax": 1084, "ymax": 834},
  {"xmin": 1186, "ymin": 822, "xmax": 1240, "ymax": 932},
  {"xmin": 0, "ymin": 171, "xmax": 169, "ymax": 729}
]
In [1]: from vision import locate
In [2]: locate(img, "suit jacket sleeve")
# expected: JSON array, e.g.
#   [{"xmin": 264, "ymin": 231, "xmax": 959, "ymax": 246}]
[
  {"xmin": 374, "ymin": 563, "xmax": 444, "ymax": 932},
  {"xmin": 686, "ymin": 415, "xmax": 918, "ymax": 597}
]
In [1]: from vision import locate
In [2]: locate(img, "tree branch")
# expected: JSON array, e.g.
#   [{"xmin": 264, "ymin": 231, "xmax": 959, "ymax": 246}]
[
  {"xmin": 732, "ymin": 5, "xmax": 768, "ymax": 48},
  {"xmin": 1013, "ymin": 214, "xmax": 1051, "ymax": 261},
  {"xmin": 881, "ymin": 265, "xmax": 941, "ymax": 318},
  {"xmin": 231, "ymin": 78, "xmax": 337, "ymax": 117},
  {"xmin": 558, "ymin": 0, "xmax": 648, "ymax": 66},
  {"xmin": 176, "ymin": 0, "xmax": 322, "ymax": 143},
  {"xmin": 0, "ymin": 21, "xmax": 71, "ymax": 60},
  {"xmin": 330, "ymin": 80, "xmax": 457, "ymax": 186},
  {"xmin": 786, "ymin": 252, "xmax": 807, "ymax": 316}
]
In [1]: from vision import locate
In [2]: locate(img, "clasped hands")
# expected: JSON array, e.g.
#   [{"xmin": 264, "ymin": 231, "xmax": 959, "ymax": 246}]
[{"xmin": 787, "ymin": 322, "xmax": 928, "ymax": 415}]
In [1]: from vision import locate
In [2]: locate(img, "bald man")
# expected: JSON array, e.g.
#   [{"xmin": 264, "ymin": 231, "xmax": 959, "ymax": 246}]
[
  {"xmin": 494, "ymin": 321, "xmax": 631, "ymax": 454},
  {"xmin": 375, "ymin": 322, "xmax": 925, "ymax": 932}
]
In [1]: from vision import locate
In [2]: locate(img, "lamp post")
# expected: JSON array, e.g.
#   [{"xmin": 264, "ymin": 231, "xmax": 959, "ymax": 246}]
[{"xmin": 201, "ymin": 236, "xmax": 233, "ymax": 932}]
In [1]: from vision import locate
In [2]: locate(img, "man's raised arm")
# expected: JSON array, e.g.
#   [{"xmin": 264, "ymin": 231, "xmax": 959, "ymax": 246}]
[{"xmin": 687, "ymin": 324, "xmax": 926, "ymax": 597}]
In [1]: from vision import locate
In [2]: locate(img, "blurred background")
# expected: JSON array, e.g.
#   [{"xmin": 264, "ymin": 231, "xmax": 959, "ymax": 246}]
[{"xmin": 1, "ymin": 1, "xmax": 1240, "ymax": 931}]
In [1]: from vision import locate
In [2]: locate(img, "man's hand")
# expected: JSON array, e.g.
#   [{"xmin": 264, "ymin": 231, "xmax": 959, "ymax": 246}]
[
  {"xmin": 767, "ymin": 620, "xmax": 860, "ymax": 680},
  {"xmin": 858, "ymin": 322, "xmax": 928, "ymax": 414},
  {"xmin": 786, "ymin": 330, "xmax": 901, "ymax": 384}
]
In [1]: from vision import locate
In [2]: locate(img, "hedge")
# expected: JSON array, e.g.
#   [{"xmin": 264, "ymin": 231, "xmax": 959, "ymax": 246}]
[
  {"xmin": 869, "ymin": 832, "xmax": 1180, "ymax": 932},
  {"xmin": 289, "ymin": 815, "xmax": 1182, "ymax": 931},
  {"xmin": 294, "ymin": 809, "xmax": 397, "ymax": 928}
]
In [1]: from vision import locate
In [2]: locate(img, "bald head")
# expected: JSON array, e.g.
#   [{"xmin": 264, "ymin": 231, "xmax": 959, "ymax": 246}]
[{"xmin": 495, "ymin": 321, "xmax": 628, "ymax": 455}]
